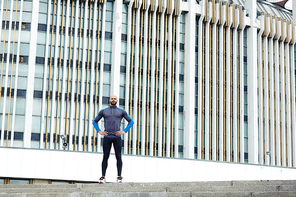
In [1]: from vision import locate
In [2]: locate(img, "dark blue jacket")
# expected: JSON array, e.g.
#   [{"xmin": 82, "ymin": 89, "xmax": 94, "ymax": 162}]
[{"xmin": 92, "ymin": 105, "xmax": 134, "ymax": 138}]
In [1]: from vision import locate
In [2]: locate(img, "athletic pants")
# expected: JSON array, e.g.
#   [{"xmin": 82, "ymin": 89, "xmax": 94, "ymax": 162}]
[{"xmin": 102, "ymin": 137, "xmax": 122, "ymax": 177}]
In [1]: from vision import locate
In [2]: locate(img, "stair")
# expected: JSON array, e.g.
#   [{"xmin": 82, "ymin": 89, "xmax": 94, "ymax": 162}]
[{"xmin": 0, "ymin": 180, "xmax": 295, "ymax": 197}]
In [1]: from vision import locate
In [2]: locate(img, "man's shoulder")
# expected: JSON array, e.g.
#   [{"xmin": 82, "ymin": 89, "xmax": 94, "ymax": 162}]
[
  {"xmin": 99, "ymin": 107, "xmax": 110, "ymax": 114},
  {"xmin": 115, "ymin": 107, "xmax": 127, "ymax": 114}
]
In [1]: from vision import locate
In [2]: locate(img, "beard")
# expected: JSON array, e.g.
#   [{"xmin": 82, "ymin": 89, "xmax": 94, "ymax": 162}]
[{"xmin": 111, "ymin": 101, "xmax": 117, "ymax": 105}]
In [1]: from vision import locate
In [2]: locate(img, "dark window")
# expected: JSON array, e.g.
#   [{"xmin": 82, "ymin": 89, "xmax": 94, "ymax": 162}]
[
  {"xmin": 87, "ymin": 29, "xmax": 93, "ymax": 37},
  {"xmin": 96, "ymin": 30, "xmax": 102, "ymax": 38},
  {"xmin": 179, "ymin": 106, "xmax": 183, "ymax": 113},
  {"xmin": 66, "ymin": 60, "xmax": 73, "ymax": 67},
  {"xmin": 38, "ymin": 24, "xmax": 47, "ymax": 32},
  {"xmin": 244, "ymin": 86, "xmax": 247, "ymax": 92},
  {"xmin": 50, "ymin": 25, "xmax": 56, "ymax": 33},
  {"xmin": 31, "ymin": 133, "xmax": 40, "ymax": 141},
  {"xmin": 244, "ymin": 115, "xmax": 248, "ymax": 122},
  {"xmin": 121, "ymin": 34, "xmax": 127, "ymax": 41},
  {"xmin": 68, "ymin": 27, "xmax": 75, "ymax": 36},
  {"xmin": 1, "ymin": 87, "xmax": 14, "ymax": 96},
  {"xmin": 0, "ymin": 131, "xmax": 24, "ymax": 140},
  {"xmin": 76, "ymin": 60, "xmax": 83, "ymax": 68},
  {"xmin": 2, "ymin": 21, "xmax": 9, "ymax": 29},
  {"xmin": 120, "ymin": 66, "xmax": 126, "ymax": 73},
  {"xmin": 65, "ymin": 92, "xmax": 71, "ymax": 101},
  {"xmin": 244, "ymin": 56, "xmax": 247, "ymax": 63},
  {"xmin": 244, "ymin": 153, "xmax": 248, "ymax": 160},
  {"xmin": 34, "ymin": 90, "xmax": 43, "ymax": 99},
  {"xmin": 94, "ymin": 62, "xmax": 100, "ymax": 69},
  {"xmin": 0, "ymin": 54, "xmax": 7, "ymax": 62},
  {"xmin": 46, "ymin": 91, "xmax": 53, "ymax": 100},
  {"xmin": 105, "ymin": 32, "xmax": 112, "ymax": 40},
  {"xmin": 178, "ymin": 145, "xmax": 183, "ymax": 152},
  {"xmin": 180, "ymin": 43, "xmax": 185, "ymax": 51},
  {"xmin": 104, "ymin": 64, "xmax": 111, "ymax": 72},
  {"xmin": 59, "ymin": 26, "xmax": 65, "ymax": 34},
  {"xmin": 179, "ymin": 74, "xmax": 184, "ymax": 82},
  {"xmin": 119, "ymin": 98, "xmax": 125, "ymax": 106},
  {"xmin": 17, "ymin": 90, "xmax": 26, "ymax": 98},
  {"xmin": 36, "ymin": 57, "xmax": 45, "ymax": 64},
  {"xmin": 48, "ymin": 57, "xmax": 54, "ymax": 65},
  {"xmin": 11, "ymin": 21, "xmax": 19, "ymax": 29},
  {"xmin": 9, "ymin": 54, "xmax": 17, "ymax": 63},
  {"xmin": 44, "ymin": 133, "xmax": 50, "ymax": 141},
  {"xmin": 102, "ymin": 97, "xmax": 109, "ymax": 104},
  {"xmin": 195, "ymin": 76, "xmax": 198, "ymax": 83},
  {"xmin": 21, "ymin": 22, "xmax": 31, "ymax": 31},
  {"xmin": 57, "ymin": 59, "xmax": 64, "ymax": 67},
  {"xmin": 77, "ymin": 28, "xmax": 84, "ymax": 36},
  {"xmin": 19, "ymin": 56, "xmax": 29, "ymax": 64},
  {"xmin": 195, "ymin": 108, "xmax": 197, "ymax": 115}
]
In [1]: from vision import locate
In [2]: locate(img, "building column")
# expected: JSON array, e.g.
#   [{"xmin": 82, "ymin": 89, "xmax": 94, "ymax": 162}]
[
  {"xmin": 293, "ymin": 0, "xmax": 296, "ymax": 23},
  {"xmin": 23, "ymin": 0, "xmax": 39, "ymax": 148},
  {"xmin": 245, "ymin": 0, "xmax": 258, "ymax": 164},
  {"xmin": 111, "ymin": 0, "xmax": 122, "ymax": 96},
  {"xmin": 183, "ymin": 0, "xmax": 196, "ymax": 159}
]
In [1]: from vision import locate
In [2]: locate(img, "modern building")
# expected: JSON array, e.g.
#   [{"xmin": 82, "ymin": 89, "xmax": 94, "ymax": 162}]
[{"xmin": 1, "ymin": 0, "xmax": 296, "ymax": 184}]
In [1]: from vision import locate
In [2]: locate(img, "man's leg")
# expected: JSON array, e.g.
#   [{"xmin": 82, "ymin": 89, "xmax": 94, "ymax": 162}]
[
  {"xmin": 102, "ymin": 137, "xmax": 112, "ymax": 176},
  {"xmin": 113, "ymin": 137, "xmax": 123, "ymax": 176}
]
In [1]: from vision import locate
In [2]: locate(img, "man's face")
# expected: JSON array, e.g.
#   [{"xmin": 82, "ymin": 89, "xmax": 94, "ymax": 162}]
[{"xmin": 109, "ymin": 96, "xmax": 118, "ymax": 106}]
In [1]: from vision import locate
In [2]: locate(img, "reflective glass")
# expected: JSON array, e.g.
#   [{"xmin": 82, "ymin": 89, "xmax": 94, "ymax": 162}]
[
  {"xmin": 104, "ymin": 52, "xmax": 112, "ymax": 64},
  {"xmin": 106, "ymin": 1, "xmax": 113, "ymax": 10},
  {"xmin": 32, "ymin": 99, "xmax": 42, "ymax": 116},
  {"xmin": 179, "ymin": 94, "xmax": 184, "ymax": 105},
  {"xmin": 14, "ymin": 115, "xmax": 25, "ymax": 132},
  {"xmin": 120, "ymin": 86, "xmax": 125, "ymax": 98},
  {"xmin": 105, "ymin": 22, "xmax": 113, "ymax": 32},
  {"xmin": 20, "ymin": 31, "xmax": 31, "ymax": 42},
  {"xmin": 244, "ymin": 137, "xmax": 248, "ymax": 152},
  {"xmin": 17, "ymin": 77, "xmax": 27, "ymax": 89},
  {"xmin": 32, "ymin": 116, "xmax": 41, "ymax": 133},
  {"xmin": 39, "ymin": 2, "xmax": 48, "ymax": 13},
  {"xmin": 36, "ymin": 44, "xmax": 46, "ymax": 57},
  {"xmin": 178, "ymin": 114, "xmax": 183, "ymax": 129},
  {"xmin": 103, "ymin": 72, "xmax": 110, "ymax": 83},
  {"xmin": 120, "ymin": 54, "xmax": 126, "ymax": 65},
  {"xmin": 121, "ymin": 42, "xmax": 127, "ymax": 53},
  {"xmin": 180, "ymin": 51, "xmax": 184, "ymax": 62},
  {"xmin": 106, "ymin": 11, "xmax": 113, "ymax": 21},
  {"xmin": 178, "ymin": 129, "xmax": 183, "ymax": 145},
  {"xmin": 104, "ymin": 40, "xmax": 112, "ymax": 51},
  {"xmin": 15, "ymin": 98, "xmax": 26, "ymax": 114},
  {"xmin": 120, "ymin": 74, "xmax": 125, "ymax": 85}
]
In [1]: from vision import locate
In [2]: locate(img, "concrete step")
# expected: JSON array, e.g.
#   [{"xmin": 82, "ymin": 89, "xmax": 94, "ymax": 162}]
[{"xmin": 0, "ymin": 181, "xmax": 295, "ymax": 197}]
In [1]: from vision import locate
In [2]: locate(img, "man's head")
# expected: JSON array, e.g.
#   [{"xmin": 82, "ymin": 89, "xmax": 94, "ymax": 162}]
[{"xmin": 109, "ymin": 95, "xmax": 118, "ymax": 106}]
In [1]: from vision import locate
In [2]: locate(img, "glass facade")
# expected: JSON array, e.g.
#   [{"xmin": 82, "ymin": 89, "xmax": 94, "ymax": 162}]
[{"xmin": 0, "ymin": 0, "xmax": 295, "ymax": 170}]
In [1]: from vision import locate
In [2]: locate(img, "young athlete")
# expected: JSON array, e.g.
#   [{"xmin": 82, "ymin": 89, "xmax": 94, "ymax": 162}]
[{"xmin": 92, "ymin": 95, "xmax": 134, "ymax": 183}]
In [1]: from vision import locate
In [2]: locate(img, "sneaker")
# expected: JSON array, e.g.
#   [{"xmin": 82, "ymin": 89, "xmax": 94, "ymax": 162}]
[
  {"xmin": 99, "ymin": 176, "xmax": 106, "ymax": 184},
  {"xmin": 117, "ymin": 176, "xmax": 123, "ymax": 183}
]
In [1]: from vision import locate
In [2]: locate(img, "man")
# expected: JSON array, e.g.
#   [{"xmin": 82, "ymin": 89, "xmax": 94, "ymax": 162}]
[{"xmin": 92, "ymin": 95, "xmax": 134, "ymax": 183}]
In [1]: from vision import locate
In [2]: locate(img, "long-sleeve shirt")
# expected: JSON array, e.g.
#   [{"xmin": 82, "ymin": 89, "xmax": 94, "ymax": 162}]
[{"xmin": 92, "ymin": 105, "xmax": 134, "ymax": 138}]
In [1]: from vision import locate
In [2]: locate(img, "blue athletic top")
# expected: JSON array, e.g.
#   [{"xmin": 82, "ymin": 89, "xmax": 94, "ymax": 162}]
[{"xmin": 92, "ymin": 105, "xmax": 134, "ymax": 138}]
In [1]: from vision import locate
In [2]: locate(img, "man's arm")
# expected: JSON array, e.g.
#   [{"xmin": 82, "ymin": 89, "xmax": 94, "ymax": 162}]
[
  {"xmin": 92, "ymin": 110, "xmax": 104, "ymax": 132},
  {"xmin": 122, "ymin": 110, "xmax": 134, "ymax": 133}
]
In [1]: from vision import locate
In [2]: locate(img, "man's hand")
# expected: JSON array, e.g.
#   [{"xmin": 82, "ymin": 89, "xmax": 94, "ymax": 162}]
[
  {"xmin": 116, "ymin": 131, "xmax": 125, "ymax": 136},
  {"xmin": 98, "ymin": 130, "xmax": 108, "ymax": 136}
]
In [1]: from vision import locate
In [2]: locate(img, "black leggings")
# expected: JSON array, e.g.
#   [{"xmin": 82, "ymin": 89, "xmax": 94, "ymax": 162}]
[{"xmin": 102, "ymin": 137, "xmax": 122, "ymax": 177}]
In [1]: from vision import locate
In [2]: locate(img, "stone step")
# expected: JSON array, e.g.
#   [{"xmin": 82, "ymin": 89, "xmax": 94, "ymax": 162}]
[{"xmin": 0, "ymin": 181, "xmax": 295, "ymax": 197}]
